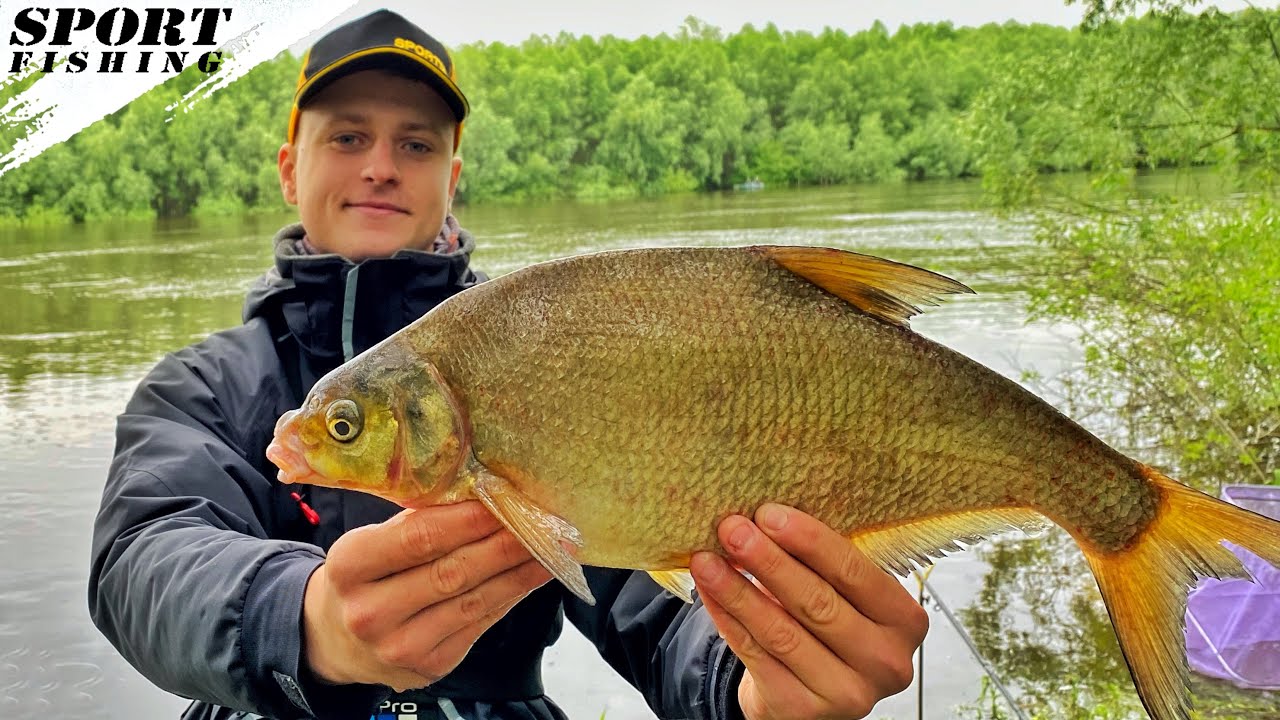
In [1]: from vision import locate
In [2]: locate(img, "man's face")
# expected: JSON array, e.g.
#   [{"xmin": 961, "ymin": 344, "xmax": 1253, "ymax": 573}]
[{"xmin": 278, "ymin": 70, "xmax": 463, "ymax": 261}]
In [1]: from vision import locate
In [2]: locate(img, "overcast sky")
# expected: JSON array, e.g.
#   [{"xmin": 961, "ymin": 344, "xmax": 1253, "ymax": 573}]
[{"xmin": 296, "ymin": 0, "xmax": 1262, "ymax": 49}]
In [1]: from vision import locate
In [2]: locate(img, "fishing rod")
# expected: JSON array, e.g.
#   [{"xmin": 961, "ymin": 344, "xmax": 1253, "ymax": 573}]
[{"xmin": 914, "ymin": 569, "xmax": 1031, "ymax": 720}]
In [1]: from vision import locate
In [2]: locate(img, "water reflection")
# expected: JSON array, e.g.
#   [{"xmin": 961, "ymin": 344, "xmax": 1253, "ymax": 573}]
[
  {"xmin": 958, "ymin": 530, "xmax": 1279, "ymax": 719},
  {"xmin": 0, "ymin": 214, "xmax": 288, "ymax": 389},
  {"xmin": 959, "ymin": 531, "xmax": 1141, "ymax": 719}
]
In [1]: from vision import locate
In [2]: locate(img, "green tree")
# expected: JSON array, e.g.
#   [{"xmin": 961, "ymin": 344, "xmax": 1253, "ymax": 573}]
[
  {"xmin": 778, "ymin": 119, "xmax": 855, "ymax": 185},
  {"xmin": 967, "ymin": 4, "xmax": 1280, "ymax": 486},
  {"xmin": 849, "ymin": 112, "xmax": 904, "ymax": 182},
  {"xmin": 6, "ymin": 11, "xmax": 1279, "ymax": 224},
  {"xmin": 594, "ymin": 74, "xmax": 683, "ymax": 194}
]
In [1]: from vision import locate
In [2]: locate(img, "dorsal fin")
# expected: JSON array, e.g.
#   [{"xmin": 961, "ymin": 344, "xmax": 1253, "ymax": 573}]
[{"xmin": 756, "ymin": 246, "xmax": 974, "ymax": 327}]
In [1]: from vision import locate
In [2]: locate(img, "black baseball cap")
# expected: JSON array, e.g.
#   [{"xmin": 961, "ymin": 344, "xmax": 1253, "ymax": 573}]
[{"xmin": 287, "ymin": 9, "xmax": 470, "ymax": 148}]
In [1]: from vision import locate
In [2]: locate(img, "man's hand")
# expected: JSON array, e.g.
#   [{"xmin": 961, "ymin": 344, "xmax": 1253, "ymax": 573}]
[
  {"xmin": 690, "ymin": 505, "xmax": 929, "ymax": 720},
  {"xmin": 302, "ymin": 501, "xmax": 552, "ymax": 691}
]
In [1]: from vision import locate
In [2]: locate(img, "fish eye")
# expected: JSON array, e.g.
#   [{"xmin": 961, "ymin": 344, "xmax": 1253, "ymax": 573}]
[{"xmin": 325, "ymin": 399, "xmax": 362, "ymax": 443}]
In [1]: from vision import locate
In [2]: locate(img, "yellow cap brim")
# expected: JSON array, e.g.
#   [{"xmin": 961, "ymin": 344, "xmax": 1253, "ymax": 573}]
[{"xmin": 286, "ymin": 47, "xmax": 469, "ymax": 150}]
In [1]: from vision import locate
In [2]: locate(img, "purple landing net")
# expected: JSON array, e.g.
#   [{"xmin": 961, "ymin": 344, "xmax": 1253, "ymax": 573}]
[{"xmin": 1185, "ymin": 484, "xmax": 1280, "ymax": 690}]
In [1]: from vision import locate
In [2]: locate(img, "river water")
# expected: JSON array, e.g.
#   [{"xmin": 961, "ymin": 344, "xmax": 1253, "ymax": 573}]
[{"xmin": 1, "ymin": 177, "xmax": 1267, "ymax": 719}]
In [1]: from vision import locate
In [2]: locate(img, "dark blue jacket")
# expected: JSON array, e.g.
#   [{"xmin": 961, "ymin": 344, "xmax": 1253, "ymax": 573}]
[{"xmin": 89, "ymin": 224, "xmax": 745, "ymax": 720}]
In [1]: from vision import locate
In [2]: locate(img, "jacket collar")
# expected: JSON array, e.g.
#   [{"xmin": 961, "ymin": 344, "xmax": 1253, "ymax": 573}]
[{"xmin": 243, "ymin": 222, "xmax": 483, "ymax": 371}]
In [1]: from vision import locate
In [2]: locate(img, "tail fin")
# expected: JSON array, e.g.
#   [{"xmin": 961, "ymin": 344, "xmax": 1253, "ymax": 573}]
[{"xmin": 1084, "ymin": 466, "xmax": 1280, "ymax": 720}]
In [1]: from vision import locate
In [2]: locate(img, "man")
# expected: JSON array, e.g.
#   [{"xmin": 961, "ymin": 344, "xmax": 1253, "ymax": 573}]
[{"xmin": 89, "ymin": 9, "xmax": 928, "ymax": 720}]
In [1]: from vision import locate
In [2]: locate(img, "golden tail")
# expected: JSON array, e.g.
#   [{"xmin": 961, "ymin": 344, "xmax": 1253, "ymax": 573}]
[{"xmin": 1084, "ymin": 466, "xmax": 1280, "ymax": 720}]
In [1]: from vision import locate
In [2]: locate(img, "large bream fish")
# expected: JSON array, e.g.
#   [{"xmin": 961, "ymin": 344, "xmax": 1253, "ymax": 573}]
[{"xmin": 267, "ymin": 246, "xmax": 1280, "ymax": 720}]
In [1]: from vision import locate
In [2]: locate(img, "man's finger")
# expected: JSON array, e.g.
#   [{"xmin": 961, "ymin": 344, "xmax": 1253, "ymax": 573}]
[
  {"xmin": 389, "ymin": 562, "xmax": 551, "ymax": 681},
  {"xmin": 754, "ymin": 504, "xmax": 915, "ymax": 627},
  {"xmin": 695, "ymin": 571, "xmax": 798, "ymax": 712},
  {"xmin": 382, "ymin": 667, "xmax": 438, "ymax": 694},
  {"xmin": 725, "ymin": 512, "xmax": 926, "ymax": 697},
  {"xmin": 719, "ymin": 513, "xmax": 878, "ymax": 652},
  {"xmin": 328, "ymin": 502, "xmax": 504, "ymax": 586},
  {"xmin": 691, "ymin": 552, "xmax": 830, "ymax": 712},
  {"xmin": 341, "ymin": 529, "xmax": 537, "ymax": 637},
  {"xmin": 400, "ymin": 558, "xmax": 552, "ymax": 643}
]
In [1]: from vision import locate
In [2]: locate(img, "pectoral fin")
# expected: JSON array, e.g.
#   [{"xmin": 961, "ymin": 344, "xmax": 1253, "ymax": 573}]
[
  {"xmin": 471, "ymin": 467, "xmax": 595, "ymax": 605},
  {"xmin": 647, "ymin": 569, "xmax": 696, "ymax": 603}
]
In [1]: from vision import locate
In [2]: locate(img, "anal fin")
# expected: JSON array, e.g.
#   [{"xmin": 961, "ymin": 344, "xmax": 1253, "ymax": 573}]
[
  {"xmin": 648, "ymin": 569, "xmax": 696, "ymax": 604},
  {"xmin": 470, "ymin": 467, "xmax": 595, "ymax": 605},
  {"xmin": 851, "ymin": 507, "xmax": 1048, "ymax": 576}
]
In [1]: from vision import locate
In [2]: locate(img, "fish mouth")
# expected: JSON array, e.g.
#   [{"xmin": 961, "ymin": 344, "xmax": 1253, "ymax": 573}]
[{"xmin": 267, "ymin": 412, "xmax": 319, "ymax": 485}]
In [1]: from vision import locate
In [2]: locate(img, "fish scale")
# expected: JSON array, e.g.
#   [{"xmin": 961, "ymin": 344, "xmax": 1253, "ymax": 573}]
[{"xmin": 270, "ymin": 245, "xmax": 1280, "ymax": 720}]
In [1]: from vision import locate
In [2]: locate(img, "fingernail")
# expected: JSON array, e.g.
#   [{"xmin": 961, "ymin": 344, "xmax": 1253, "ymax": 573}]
[
  {"xmin": 691, "ymin": 552, "xmax": 725, "ymax": 582},
  {"xmin": 760, "ymin": 504, "xmax": 788, "ymax": 532},
  {"xmin": 726, "ymin": 518, "xmax": 755, "ymax": 552}
]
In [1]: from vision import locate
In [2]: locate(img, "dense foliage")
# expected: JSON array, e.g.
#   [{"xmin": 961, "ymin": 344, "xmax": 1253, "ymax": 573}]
[
  {"xmin": 960, "ymin": 4, "xmax": 1279, "ymax": 715},
  {"xmin": 968, "ymin": 4, "xmax": 1280, "ymax": 490},
  {"xmin": 4, "ymin": 9, "xmax": 1275, "ymax": 224},
  {"xmin": 0, "ymin": 58, "xmax": 298, "ymax": 223}
]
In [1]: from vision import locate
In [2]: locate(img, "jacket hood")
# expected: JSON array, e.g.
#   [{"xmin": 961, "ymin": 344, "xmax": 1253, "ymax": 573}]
[{"xmin": 243, "ymin": 222, "xmax": 484, "ymax": 369}]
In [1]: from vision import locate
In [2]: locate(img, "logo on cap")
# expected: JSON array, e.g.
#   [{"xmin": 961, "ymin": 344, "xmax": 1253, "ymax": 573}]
[{"xmin": 393, "ymin": 38, "xmax": 446, "ymax": 74}]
